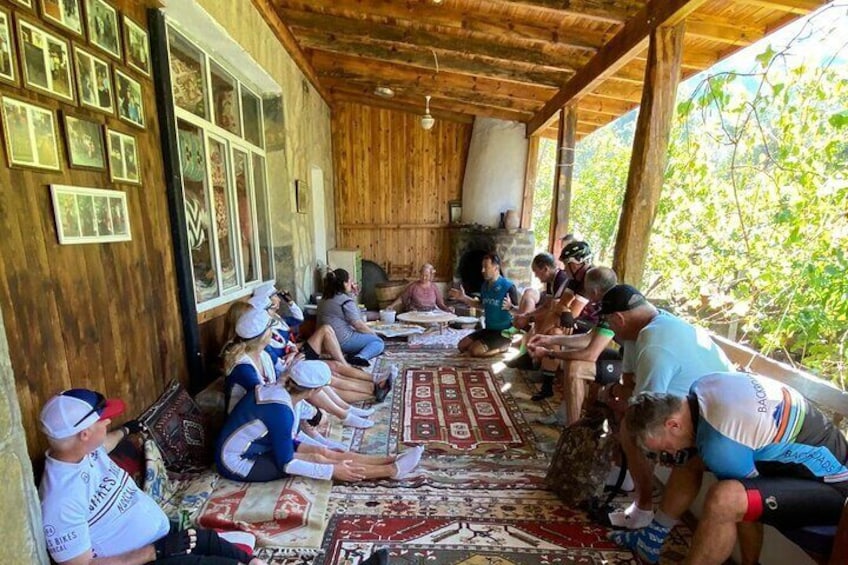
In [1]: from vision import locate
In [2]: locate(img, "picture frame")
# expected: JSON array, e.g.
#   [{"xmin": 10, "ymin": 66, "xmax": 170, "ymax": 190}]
[
  {"xmin": 84, "ymin": 0, "xmax": 120, "ymax": 60},
  {"xmin": 17, "ymin": 18, "xmax": 75, "ymax": 103},
  {"xmin": 1, "ymin": 95, "xmax": 61, "ymax": 170},
  {"xmin": 295, "ymin": 179, "xmax": 308, "ymax": 213},
  {"xmin": 73, "ymin": 45, "xmax": 112, "ymax": 114},
  {"xmin": 449, "ymin": 200, "xmax": 462, "ymax": 224},
  {"xmin": 0, "ymin": 7, "xmax": 18, "ymax": 85},
  {"xmin": 106, "ymin": 128, "xmax": 139, "ymax": 184},
  {"xmin": 9, "ymin": 0, "xmax": 34, "ymax": 10},
  {"xmin": 39, "ymin": 0, "xmax": 83, "ymax": 37},
  {"xmin": 63, "ymin": 113, "xmax": 105, "ymax": 170},
  {"xmin": 114, "ymin": 67, "xmax": 144, "ymax": 129},
  {"xmin": 50, "ymin": 184, "xmax": 132, "ymax": 244},
  {"xmin": 122, "ymin": 15, "xmax": 149, "ymax": 77}
]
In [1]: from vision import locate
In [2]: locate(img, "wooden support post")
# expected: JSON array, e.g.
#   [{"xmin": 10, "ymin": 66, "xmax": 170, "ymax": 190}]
[
  {"xmin": 548, "ymin": 106, "xmax": 577, "ymax": 257},
  {"xmin": 520, "ymin": 135, "xmax": 540, "ymax": 229},
  {"xmin": 612, "ymin": 22, "xmax": 685, "ymax": 286}
]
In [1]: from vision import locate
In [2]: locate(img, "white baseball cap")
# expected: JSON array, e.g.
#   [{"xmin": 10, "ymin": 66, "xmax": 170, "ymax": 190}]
[
  {"xmin": 40, "ymin": 389, "xmax": 126, "ymax": 439},
  {"xmin": 247, "ymin": 294, "xmax": 272, "ymax": 311},
  {"xmin": 252, "ymin": 282, "xmax": 277, "ymax": 299},
  {"xmin": 288, "ymin": 361, "xmax": 331, "ymax": 389},
  {"xmin": 236, "ymin": 308, "xmax": 274, "ymax": 340}
]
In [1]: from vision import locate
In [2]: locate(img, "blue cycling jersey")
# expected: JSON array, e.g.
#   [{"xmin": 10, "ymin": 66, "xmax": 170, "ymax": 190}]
[{"xmin": 692, "ymin": 372, "xmax": 848, "ymax": 484}]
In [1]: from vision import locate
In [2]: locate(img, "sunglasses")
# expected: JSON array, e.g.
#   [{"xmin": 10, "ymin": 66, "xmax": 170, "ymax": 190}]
[
  {"xmin": 645, "ymin": 447, "xmax": 697, "ymax": 466},
  {"xmin": 71, "ymin": 392, "xmax": 106, "ymax": 427}
]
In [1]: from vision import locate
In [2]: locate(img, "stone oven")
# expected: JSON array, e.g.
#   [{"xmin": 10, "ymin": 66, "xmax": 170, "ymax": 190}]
[{"xmin": 451, "ymin": 226, "xmax": 535, "ymax": 295}]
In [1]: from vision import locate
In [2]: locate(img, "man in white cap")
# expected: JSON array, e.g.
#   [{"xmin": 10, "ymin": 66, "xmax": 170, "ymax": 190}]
[
  {"xmin": 38, "ymin": 388, "xmax": 266, "ymax": 564},
  {"xmin": 216, "ymin": 366, "xmax": 423, "ymax": 483}
]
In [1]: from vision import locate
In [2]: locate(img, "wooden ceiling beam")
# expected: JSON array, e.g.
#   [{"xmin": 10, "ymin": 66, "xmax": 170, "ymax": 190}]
[
  {"xmin": 579, "ymin": 94, "xmax": 639, "ymax": 116},
  {"xmin": 249, "ymin": 0, "xmax": 329, "ymax": 102},
  {"xmin": 329, "ymin": 86, "xmax": 533, "ymax": 123},
  {"xmin": 492, "ymin": 0, "xmax": 641, "ymax": 23},
  {"xmin": 320, "ymin": 77, "xmax": 542, "ymax": 114},
  {"xmin": 332, "ymin": 93, "xmax": 475, "ymax": 124},
  {"xmin": 737, "ymin": 0, "xmax": 821, "ymax": 15},
  {"xmin": 309, "ymin": 51, "xmax": 559, "ymax": 104},
  {"xmin": 526, "ymin": 0, "xmax": 709, "ymax": 136},
  {"xmin": 282, "ymin": 9, "xmax": 593, "ymax": 72},
  {"xmin": 275, "ymin": 0, "xmax": 612, "ymax": 51},
  {"xmin": 685, "ymin": 14, "xmax": 765, "ymax": 46},
  {"xmin": 300, "ymin": 39, "xmax": 575, "ymax": 88}
]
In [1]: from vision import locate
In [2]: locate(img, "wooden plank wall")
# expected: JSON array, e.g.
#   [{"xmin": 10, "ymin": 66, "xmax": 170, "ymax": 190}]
[
  {"xmin": 331, "ymin": 101, "xmax": 472, "ymax": 278},
  {"xmin": 0, "ymin": 0, "xmax": 186, "ymax": 461}
]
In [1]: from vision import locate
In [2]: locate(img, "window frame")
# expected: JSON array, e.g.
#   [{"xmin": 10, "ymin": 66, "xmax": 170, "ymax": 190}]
[{"xmin": 165, "ymin": 23, "xmax": 274, "ymax": 313}]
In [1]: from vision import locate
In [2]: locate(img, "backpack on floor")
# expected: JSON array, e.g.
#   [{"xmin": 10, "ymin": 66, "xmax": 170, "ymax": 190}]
[{"xmin": 545, "ymin": 402, "xmax": 618, "ymax": 511}]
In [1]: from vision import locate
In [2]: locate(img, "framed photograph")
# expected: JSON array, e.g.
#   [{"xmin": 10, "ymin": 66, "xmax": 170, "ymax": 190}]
[
  {"xmin": 10, "ymin": 0, "xmax": 34, "ymax": 10},
  {"xmin": 63, "ymin": 113, "xmax": 105, "ymax": 170},
  {"xmin": 295, "ymin": 179, "xmax": 308, "ymax": 213},
  {"xmin": 0, "ymin": 7, "xmax": 18, "ymax": 85},
  {"xmin": 114, "ymin": 68, "xmax": 144, "ymax": 129},
  {"xmin": 1, "ymin": 96, "xmax": 61, "ymax": 170},
  {"xmin": 39, "ymin": 0, "xmax": 83, "ymax": 37},
  {"xmin": 449, "ymin": 200, "xmax": 462, "ymax": 224},
  {"xmin": 122, "ymin": 16, "xmax": 149, "ymax": 77},
  {"xmin": 73, "ymin": 45, "xmax": 112, "ymax": 113},
  {"xmin": 50, "ymin": 184, "xmax": 131, "ymax": 244},
  {"xmin": 17, "ymin": 18, "xmax": 75, "ymax": 103},
  {"xmin": 84, "ymin": 0, "xmax": 120, "ymax": 59},
  {"xmin": 106, "ymin": 128, "xmax": 139, "ymax": 184}
]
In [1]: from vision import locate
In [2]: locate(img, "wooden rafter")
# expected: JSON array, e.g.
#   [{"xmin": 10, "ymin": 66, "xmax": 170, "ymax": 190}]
[
  {"xmin": 301, "ymin": 40, "xmax": 574, "ymax": 88},
  {"xmin": 526, "ymin": 0, "xmax": 709, "ymax": 135},
  {"xmin": 329, "ymin": 86, "xmax": 533, "ymax": 123},
  {"xmin": 275, "ymin": 0, "xmax": 613, "ymax": 51},
  {"xmin": 281, "ymin": 9, "xmax": 594, "ymax": 71},
  {"xmin": 309, "ymin": 51, "xmax": 559, "ymax": 104},
  {"xmin": 496, "ymin": 0, "xmax": 642, "ymax": 23},
  {"xmin": 249, "ymin": 0, "xmax": 329, "ymax": 101},
  {"xmin": 739, "ymin": 0, "xmax": 821, "ymax": 14}
]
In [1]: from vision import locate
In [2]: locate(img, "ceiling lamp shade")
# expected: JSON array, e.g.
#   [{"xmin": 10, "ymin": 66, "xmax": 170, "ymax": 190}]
[
  {"xmin": 374, "ymin": 85, "xmax": 395, "ymax": 98},
  {"xmin": 420, "ymin": 95, "xmax": 435, "ymax": 130}
]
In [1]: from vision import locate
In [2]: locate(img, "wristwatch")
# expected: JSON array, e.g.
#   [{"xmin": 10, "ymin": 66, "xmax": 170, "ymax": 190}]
[{"xmin": 546, "ymin": 350, "xmax": 556, "ymax": 359}]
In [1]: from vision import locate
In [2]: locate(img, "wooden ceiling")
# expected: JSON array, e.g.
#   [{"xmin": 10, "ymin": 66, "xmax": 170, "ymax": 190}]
[{"xmin": 254, "ymin": 0, "xmax": 826, "ymax": 140}]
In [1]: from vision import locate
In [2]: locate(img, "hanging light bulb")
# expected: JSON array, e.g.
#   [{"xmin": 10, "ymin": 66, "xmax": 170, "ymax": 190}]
[{"xmin": 420, "ymin": 95, "xmax": 435, "ymax": 130}]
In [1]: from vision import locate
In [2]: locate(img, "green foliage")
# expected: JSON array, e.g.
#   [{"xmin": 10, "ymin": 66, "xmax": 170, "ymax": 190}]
[{"xmin": 530, "ymin": 16, "xmax": 848, "ymax": 388}]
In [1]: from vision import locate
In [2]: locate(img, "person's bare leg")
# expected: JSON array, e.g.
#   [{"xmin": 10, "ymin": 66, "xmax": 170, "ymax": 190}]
[
  {"xmin": 325, "ymin": 360, "xmax": 373, "ymax": 383},
  {"xmin": 308, "ymin": 325, "xmax": 346, "ymax": 363},
  {"xmin": 329, "ymin": 376, "xmax": 373, "ymax": 403},
  {"xmin": 317, "ymin": 447, "xmax": 396, "ymax": 466},
  {"xmin": 322, "ymin": 385, "xmax": 354, "ymax": 410},
  {"xmin": 658, "ymin": 457, "xmax": 705, "ymax": 518},
  {"xmin": 309, "ymin": 390, "xmax": 348, "ymax": 419},
  {"xmin": 469, "ymin": 341, "xmax": 508, "ymax": 357},
  {"xmin": 684, "ymin": 481, "xmax": 749, "ymax": 565},
  {"xmin": 620, "ymin": 417, "xmax": 656, "ymax": 511},
  {"xmin": 736, "ymin": 522, "xmax": 764, "ymax": 565},
  {"xmin": 563, "ymin": 362, "xmax": 589, "ymax": 425}
]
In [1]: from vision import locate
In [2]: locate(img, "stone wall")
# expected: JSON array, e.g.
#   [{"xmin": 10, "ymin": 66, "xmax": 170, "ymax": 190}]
[
  {"xmin": 451, "ymin": 226, "xmax": 535, "ymax": 293},
  {"xmin": 0, "ymin": 307, "xmax": 48, "ymax": 564}
]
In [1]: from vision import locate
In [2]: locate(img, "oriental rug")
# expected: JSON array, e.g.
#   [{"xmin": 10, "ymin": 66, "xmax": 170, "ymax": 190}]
[{"xmin": 314, "ymin": 514, "xmax": 693, "ymax": 565}]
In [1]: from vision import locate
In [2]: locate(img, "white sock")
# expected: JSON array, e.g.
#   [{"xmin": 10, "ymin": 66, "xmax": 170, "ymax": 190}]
[
  {"xmin": 392, "ymin": 445, "xmax": 424, "ymax": 479},
  {"xmin": 348, "ymin": 405, "xmax": 375, "ymax": 417},
  {"xmin": 342, "ymin": 412, "xmax": 375, "ymax": 428},
  {"xmin": 609, "ymin": 501, "xmax": 654, "ymax": 529}
]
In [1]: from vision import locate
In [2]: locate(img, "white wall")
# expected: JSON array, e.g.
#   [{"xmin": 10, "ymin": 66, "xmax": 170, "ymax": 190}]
[{"xmin": 461, "ymin": 118, "xmax": 528, "ymax": 227}]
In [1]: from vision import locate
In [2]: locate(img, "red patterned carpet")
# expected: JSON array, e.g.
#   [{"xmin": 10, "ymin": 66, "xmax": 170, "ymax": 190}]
[
  {"xmin": 401, "ymin": 365, "xmax": 528, "ymax": 454},
  {"xmin": 256, "ymin": 347, "xmax": 692, "ymax": 563}
]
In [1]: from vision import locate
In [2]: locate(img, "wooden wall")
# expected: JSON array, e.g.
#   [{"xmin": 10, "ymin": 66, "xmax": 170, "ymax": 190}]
[
  {"xmin": 0, "ymin": 0, "xmax": 186, "ymax": 460},
  {"xmin": 332, "ymin": 102, "xmax": 472, "ymax": 278}
]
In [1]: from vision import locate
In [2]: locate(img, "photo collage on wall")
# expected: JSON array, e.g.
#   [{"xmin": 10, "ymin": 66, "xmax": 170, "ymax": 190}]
[{"xmin": 0, "ymin": 0, "xmax": 152, "ymax": 244}]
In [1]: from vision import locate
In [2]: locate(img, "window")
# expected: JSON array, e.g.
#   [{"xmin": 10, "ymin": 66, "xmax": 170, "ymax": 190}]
[{"xmin": 167, "ymin": 26, "xmax": 273, "ymax": 311}]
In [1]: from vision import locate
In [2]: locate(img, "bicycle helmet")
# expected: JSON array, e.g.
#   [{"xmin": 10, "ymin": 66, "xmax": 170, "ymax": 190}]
[{"xmin": 559, "ymin": 241, "xmax": 592, "ymax": 263}]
